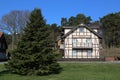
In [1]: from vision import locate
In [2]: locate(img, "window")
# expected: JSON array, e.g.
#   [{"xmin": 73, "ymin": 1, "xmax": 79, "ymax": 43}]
[
  {"xmin": 72, "ymin": 38, "xmax": 77, "ymax": 44},
  {"xmin": 79, "ymin": 28, "xmax": 84, "ymax": 32},
  {"xmin": 87, "ymin": 50, "xmax": 92, "ymax": 56},
  {"xmin": 72, "ymin": 50, "xmax": 77, "ymax": 57},
  {"xmin": 86, "ymin": 39, "xmax": 92, "ymax": 47},
  {"xmin": 72, "ymin": 39, "xmax": 77, "ymax": 47}
]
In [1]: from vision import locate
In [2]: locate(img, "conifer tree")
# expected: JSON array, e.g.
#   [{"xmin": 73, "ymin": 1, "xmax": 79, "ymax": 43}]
[
  {"xmin": 100, "ymin": 12, "xmax": 120, "ymax": 48},
  {"xmin": 6, "ymin": 8, "xmax": 61, "ymax": 75}
]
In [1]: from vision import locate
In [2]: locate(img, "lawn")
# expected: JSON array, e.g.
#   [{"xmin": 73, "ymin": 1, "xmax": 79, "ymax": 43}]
[{"xmin": 0, "ymin": 62, "xmax": 120, "ymax": 80}]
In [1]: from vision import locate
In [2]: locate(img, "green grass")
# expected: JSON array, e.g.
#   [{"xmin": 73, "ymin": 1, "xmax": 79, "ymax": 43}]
[{"xmin": 0, "ymin": 62, "xmax": 120, "ymax": 80}]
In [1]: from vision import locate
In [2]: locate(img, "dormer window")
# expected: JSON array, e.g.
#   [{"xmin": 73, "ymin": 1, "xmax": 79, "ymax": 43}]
[{"xmin": 79, "ymin": 28, "xmax": 84, "ymax": 32}]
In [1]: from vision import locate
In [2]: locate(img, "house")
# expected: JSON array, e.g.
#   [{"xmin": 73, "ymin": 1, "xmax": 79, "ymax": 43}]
[
  {"xmin": 58, "ymin": 24, "xmax": 102, "ymax": 60},
  {"xmin": 0, "ymin": 32, "xmax": 8, "ymax": 60}
]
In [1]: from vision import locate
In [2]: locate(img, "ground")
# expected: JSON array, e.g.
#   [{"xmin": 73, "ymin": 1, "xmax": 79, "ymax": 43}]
[{"xmin": 0, "ymin": 62, "xmax": 120, "ymax": 80}]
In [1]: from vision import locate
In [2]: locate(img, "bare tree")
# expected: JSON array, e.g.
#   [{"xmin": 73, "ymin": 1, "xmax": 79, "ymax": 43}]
[{"xmin": 0, "ymin": 10, "xmax": 30, "ymax": 49}]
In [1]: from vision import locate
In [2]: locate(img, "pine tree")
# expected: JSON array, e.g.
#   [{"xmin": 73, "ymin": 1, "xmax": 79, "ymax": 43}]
[
  {"xmin": 100, "ymin": 12, "xmax": 120, "ymax": 48},
  {"xmin": 6, "ymin": 8, "xmax": 61, "ymax": 75}
]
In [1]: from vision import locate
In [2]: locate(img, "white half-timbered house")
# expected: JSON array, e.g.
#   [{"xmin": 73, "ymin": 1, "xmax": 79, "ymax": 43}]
[{"xmin": 59, "ymin": 24, "xmax": 102, "ymax": 59}]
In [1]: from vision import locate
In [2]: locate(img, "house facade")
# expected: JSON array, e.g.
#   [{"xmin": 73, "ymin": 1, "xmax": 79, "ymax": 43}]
[
  {"xmin": 59, "ymin": 24, "xmax": 102, "ymax": 59},
  {"xmin": 0, "ymin": 32, "xmax": 8, "ymax": 60}
]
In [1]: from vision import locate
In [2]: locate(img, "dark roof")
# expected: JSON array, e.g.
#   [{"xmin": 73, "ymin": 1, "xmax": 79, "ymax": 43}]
[
  {"xmin": 62, "ymin": 24, "xmax": 102, "ymax": 39},
  {"xmin": 62, "ymin": 25, "xmax": 100, "ymax": 29},
  {"xmin": 89, "ymin": 26, "xmax": 100, "ymax": 29},
  {"xmin": 0, "ymin": 32, "xmax": 8, "ymax": 49},
  {"xmin": 62, "ymin": 26, "xmax": 75, "ymax": 29}
]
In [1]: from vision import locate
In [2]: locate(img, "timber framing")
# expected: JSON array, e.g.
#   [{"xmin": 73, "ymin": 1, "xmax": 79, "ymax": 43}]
[{"xmin": 60, "ymin": 24, "xmax": 102, "ymax": 59}]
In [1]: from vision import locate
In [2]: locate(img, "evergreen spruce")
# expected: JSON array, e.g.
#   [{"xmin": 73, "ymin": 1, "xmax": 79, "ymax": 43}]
[{"xmin": 6, "ymin": 8, "xmax": 61, "ymax": 75}]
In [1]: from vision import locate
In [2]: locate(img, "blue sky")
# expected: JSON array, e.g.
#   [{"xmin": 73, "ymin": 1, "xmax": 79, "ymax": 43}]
[{"xmin": 0, "ymin": 0, "xmax": 120, "ymax": 25}]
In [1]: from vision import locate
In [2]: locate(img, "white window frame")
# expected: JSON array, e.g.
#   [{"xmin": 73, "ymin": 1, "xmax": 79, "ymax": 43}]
[
  {"xmin": 87, "ymin": 50, "xmax": 92, "ymax": 57},
  {"xmin": 72, "ymin": 50, "xmax": 77, "ymax": 57},
  {"xmin": 86, "ymin": 38, "xmax": 92, "ymax": 47},
  {"xmin": 72, "ymin": 38, "xmax": 77, "ymax": 47}
]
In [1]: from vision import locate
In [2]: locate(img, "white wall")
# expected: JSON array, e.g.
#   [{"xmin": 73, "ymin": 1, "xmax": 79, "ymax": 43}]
[
  {"xmin": 64, "ymin": 29, "xmax": 71, "ymax": 34},
  {"xmin": 64, "ymin": 27, "xmax": 100, "ymax": 58}
]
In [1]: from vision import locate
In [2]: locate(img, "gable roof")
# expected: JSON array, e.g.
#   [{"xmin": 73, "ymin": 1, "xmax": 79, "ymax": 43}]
[
  {"xmin": 0, "ymin": 32, "xmax": 8, "ymax": 49},
  {"xmin": 89, "ymin": 26, "xmax": 100, "ymax": 29},
  {"xmin": 0, "ymin": 32, "xmax": 3, "ymax": 38},
  {"xmin": 62, "ymin": 24, "xmax": 102, "ymax": 39}
]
